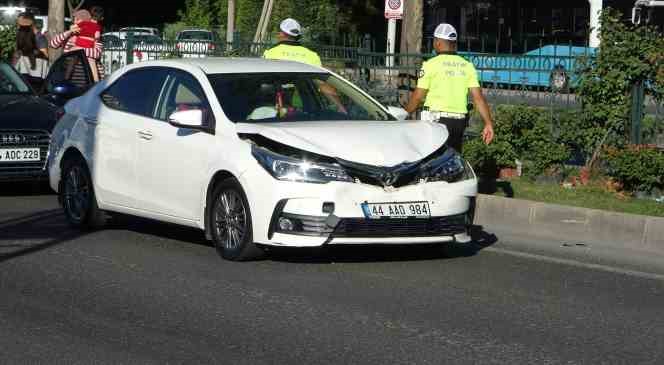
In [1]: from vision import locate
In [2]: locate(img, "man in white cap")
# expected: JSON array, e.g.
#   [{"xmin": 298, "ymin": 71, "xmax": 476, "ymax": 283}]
[
  {"xmin": 263, "ymin": 18, "xmax": 322, "ymax": 67},
  {"xmin": 404, "ymin": 23, "xmax": 494, "ymax": 152}
]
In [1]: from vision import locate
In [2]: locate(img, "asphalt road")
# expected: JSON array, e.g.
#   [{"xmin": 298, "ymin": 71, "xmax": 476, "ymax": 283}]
[{"xmin": 2, "ymin": 185, "xmax": 664, "ymax": 364}]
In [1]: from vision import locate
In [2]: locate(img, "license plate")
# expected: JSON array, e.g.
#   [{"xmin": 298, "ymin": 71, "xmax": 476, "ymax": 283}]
[
  {"xmin": 362, "ymin": 201, "xmax": 431, "ymax": 219},
  {"xmin": 0, "ymin": 148, "xmax": 40, "ymax": 162}
]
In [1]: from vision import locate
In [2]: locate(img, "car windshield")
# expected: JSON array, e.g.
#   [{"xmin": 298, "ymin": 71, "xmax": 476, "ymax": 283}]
[
  {"xmin": 179, "ymin": 31, "xmax": 212, "ymax": 40},
  {"xmin": 0, "ymin": 63, "xmax": 31, "ymax": 94},
  {"xmin": 208, "ymin": 72, "xmax": 395, "ymax": 123},
  {"xmin": 135, "ymin": 35, "xmax": 162, "ymax": 44}
]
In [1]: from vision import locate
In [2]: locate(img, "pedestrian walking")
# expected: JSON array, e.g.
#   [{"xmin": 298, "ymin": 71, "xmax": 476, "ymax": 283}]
[
  {"xmin": 263, "ymin": 18, "xmax": 322, "ymax": 67},
  {"xmin": 404, "ymin": 23, "xmax": 494, "ymax": 152}
]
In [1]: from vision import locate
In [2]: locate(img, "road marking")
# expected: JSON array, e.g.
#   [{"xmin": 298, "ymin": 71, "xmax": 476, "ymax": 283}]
[{"xmin": 486, "ymin": 247, "xmax": 664, "ymax": 282}]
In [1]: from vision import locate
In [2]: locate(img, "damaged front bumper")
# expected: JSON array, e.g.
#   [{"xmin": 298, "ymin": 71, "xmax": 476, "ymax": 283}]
[{"xmin": 241, "ymin": 166, "xmax": 477, "ymax": 247}]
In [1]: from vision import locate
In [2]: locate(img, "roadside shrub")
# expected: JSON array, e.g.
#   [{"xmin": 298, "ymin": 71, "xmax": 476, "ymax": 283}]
[
  {"xmin": 524, "ymin": 117, "xmax": 571, "ymax": 177},
  {"xmin": 604, "ymin": 145, "xmax": 664, "ymax": 193},
  {"xmin": 463, "ymin": 138, "xmax": 517, "ymax": 177},
  {"xmin": 555, "ymin": 108, "xmax": 603, "ymax": 163},
  {"xmin": 642, "ymin": 115, "xmax": 664, "ymax": 145},
  {"xmin": 492, "ymin": 105, "xmax": 571, "ymax": 177},
  {"xmin": 492, "ymin": 104, "xmax": 540, "ymax": 155},
  {"xmin": 0, "ymin": 26, "xmax": 16, "ymax": 62},
  {"xmin": 576, "ymin": 8, "xmax": 664, "ymax": 162}
]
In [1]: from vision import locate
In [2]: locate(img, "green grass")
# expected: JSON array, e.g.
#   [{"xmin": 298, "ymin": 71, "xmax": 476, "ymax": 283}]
[{"xmin": 492, "ymin": 178, "xmax": 664, "ymax": 217}]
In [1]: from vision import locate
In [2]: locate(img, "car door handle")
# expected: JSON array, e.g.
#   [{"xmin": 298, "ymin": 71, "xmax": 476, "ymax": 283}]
[
  {"xmin": 137, "ymin": 130, "xmax": 153, "ymax": 140},
  {"xmin": 83, "ymin": 116, "xmax": 98, "ymax": 124}
]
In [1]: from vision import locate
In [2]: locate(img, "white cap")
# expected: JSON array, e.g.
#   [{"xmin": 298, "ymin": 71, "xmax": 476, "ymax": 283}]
[
  {"xmin": 279, "ymin": 18, "xmax": 302, "ymax": 37},
  {"xmin": 433, "ymin": 23, "xmax": 457, "ymax": 41}
]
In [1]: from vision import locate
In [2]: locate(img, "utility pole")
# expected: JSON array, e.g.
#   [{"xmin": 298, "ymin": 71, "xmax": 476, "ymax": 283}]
[
  {"xmin": 226, "ymin": 0, "xmax": 235, "ymax": 47},
  {"xmin": 400, "ymin": 0, "xmax": 423, "ymax": 56},
  {"xmin": 588, "ymin": 0, "xmax": 603, "ymax": 48},
  {"xmin": 48, "ymin": 0, "xmax": 65, "ymax": 63}
]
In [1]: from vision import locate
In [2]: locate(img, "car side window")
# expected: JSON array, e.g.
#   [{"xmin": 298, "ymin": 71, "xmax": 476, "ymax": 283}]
[
  {"xmin": 44, "ymin": 50, "xmax": 92, "ymax": 93},
  {"xmin": 100, "ymin": 68, "xmax": 168, "ymax": 118},
  {"xmin": 155, "ymin": 70, "xmax": 214, "ymax": 126}
]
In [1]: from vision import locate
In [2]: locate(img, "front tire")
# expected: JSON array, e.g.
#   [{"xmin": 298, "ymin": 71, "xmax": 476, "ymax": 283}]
[
  {"xmin": 60, "ymin": 156, "xmax": 105, "ymax": 229},
  {"xmin": 209, "ymin": 178, "xmax": 263, "ymax": 261}
]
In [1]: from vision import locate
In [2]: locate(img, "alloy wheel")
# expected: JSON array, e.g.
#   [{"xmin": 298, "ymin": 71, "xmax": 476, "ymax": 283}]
[
  {"xmin": 64, "ymin": 165, "xmax": 90, "ymax": 223},
  {"xmin": 214, "ymin": 190, "xmax": 248, "ymax": 250}
]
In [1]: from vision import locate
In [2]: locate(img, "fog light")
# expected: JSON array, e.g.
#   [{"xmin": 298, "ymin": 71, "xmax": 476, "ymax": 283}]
[
  {"xmin": 278, "ymin": 217, "xmax": 294, "ymax": 231},
  {"xmin": 322, "ymin": 202, "xmax": 335, "ymax": 214}
]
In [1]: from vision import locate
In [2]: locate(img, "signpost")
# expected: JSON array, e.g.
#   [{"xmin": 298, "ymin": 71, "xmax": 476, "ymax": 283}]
[{"xmin": 385, "ymin": 0, "xmax": 403, "ymax": 68}]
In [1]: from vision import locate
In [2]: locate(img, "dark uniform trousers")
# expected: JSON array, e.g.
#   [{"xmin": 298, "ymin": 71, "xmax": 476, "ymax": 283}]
[{"xmin": 436, "ymin": 117, "xmax": 468, "ymax": 153}]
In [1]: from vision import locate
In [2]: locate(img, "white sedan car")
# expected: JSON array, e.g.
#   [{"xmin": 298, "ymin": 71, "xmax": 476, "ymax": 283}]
[{"xmin": 47, "ymin": 58, "xmax": 477, "ymax": 261}]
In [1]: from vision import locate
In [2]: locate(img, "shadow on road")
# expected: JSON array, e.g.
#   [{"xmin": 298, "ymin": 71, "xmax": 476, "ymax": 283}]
[
  {"xmin": 105, "ymin": 214, "xmax": 211, "ymax": 246},
  {"xmin": 0, "ymin": 209, "xmax": 87, "ymax": 263},
  {"xmin": 0, "ymin": 181, "xmax": 55, "ymax": 197},
  {"xmin": 93, "ymin": 214, "xmax": 500, "ymax": 264},
  {"xmin": 0, "ymin": 205, "xmax": 499, "ymax": 265}
]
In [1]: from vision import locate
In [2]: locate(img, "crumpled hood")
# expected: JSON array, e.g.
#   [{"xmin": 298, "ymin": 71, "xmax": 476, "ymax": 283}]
[{"xmin": 236, "ymin": 120, "xmax": 448, "ymax": 166}]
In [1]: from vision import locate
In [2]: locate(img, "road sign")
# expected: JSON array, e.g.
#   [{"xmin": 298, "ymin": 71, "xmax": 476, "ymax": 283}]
[{"xmin": 384, "ymin": 0, "xmax": 403, "ymax": 19}]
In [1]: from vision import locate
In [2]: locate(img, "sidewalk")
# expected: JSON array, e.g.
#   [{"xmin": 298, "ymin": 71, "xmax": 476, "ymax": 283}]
[{"xmin": 475, "ymin": 194, "xmax": 664, "ymax": 254}]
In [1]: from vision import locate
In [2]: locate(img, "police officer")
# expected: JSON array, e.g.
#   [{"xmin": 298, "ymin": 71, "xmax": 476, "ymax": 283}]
[
  {"xmin": 404, "ymin": 23, "xmax": 494, "ymax": 152},
  {"xmin": 263, "ymin": 18, "xmax": 322, "ymax": 67}
]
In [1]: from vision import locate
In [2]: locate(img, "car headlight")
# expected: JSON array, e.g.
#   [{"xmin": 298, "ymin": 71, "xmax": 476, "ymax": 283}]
[
  {"xmin": 418, "ymin": 148, "xmax": 474, "ymax": 183},
  {"xmin": 252, "ymin": 145, "xmax": 353, "ymax": 184}
]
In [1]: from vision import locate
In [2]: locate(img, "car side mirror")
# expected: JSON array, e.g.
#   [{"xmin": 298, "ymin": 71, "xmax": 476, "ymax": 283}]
[
  {"xmin": 168, "ymin": 109, "xmax": 205, "ymax": 130},
  {"xmin": 386, "ymin": 106, "xmax": 409, "ymax": 121}
]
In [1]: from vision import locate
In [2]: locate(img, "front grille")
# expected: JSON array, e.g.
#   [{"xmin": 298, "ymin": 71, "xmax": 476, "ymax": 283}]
[
  {"xmin": 0, "ymin": 129, "xmax": 51, "ymax": 174},
  {"xmin": 332, "ymin": 214, "xmax": 467, "ymax": 238}
]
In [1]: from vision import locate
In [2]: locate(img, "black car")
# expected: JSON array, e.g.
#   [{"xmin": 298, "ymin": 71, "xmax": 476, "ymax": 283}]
[{"xmin": 1, "ymin": 50, "xmax": 96, "ymax": 182}]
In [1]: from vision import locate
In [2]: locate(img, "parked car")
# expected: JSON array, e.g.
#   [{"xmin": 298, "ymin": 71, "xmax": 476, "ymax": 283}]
[
  {"xmin": 462, "ymin": 45, "xmax": 596, "ymax": 90},
  {"xmin": 175, "ymin": 29, "xmax": 217, "ymax": 58},
  {"xmin": 47, "ymin": 58, "xmax": 477, "ymax": 261},
  {"xmin": 0, "ymin": 52, "xmax": 95, "ymax": 182},
  {"xmin": 119, "ymin": 27, "xmax": 160, "ymax": 37},
  {"xmin": 102, "ymin": 32, "xmax": 167, "ymax": 73}
]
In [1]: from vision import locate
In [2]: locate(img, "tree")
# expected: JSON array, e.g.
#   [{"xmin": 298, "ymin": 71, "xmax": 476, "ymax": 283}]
[
  {"xmin": 48, "ymin": 0, "xmax": 65, "ymax": 63},
  {"xmin": 577, "ymin": 8, "xmax": 664, "ymax": 167},
  {"xmin": 178, "ymin": 0, "xmax": 214, "ymax": 29},
  {"xmin": 400, "ymin": 0, "xmax": 423, "ymax": 55},
  {"xmin": 226, "ymin": 0, "xmax": 235, "ymax": 44},
  {"xmin": 66, "ymin": 0, "xmax": 85, "ymax": 18}
]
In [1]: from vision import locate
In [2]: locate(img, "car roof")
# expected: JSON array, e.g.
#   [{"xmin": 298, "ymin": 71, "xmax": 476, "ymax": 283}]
[
  {"xmin": 120, "ymin": 26, "xmax": 157, "ymax": 30},
  {"xmin": 127, "ymin": 57, "xmax": 326, "ymax": 75},
  {"xmin": 179, "ymin": 29, "xmax": 213, "ymax": 33},
  {"xmin": 103, "ymin": 31, "xmax": 152, "ymax": 37}
]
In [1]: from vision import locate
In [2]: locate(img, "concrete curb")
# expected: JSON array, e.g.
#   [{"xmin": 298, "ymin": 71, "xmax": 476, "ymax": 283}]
[{"xmin": 474, "ymin": 194, "xmax": 664, "ymax": 254}]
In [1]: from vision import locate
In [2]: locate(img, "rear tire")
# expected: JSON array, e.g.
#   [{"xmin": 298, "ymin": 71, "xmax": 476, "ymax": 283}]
[
  {"xmin": 209, "ymin": 178, "xmax": 264, "ymax": 261},
  {"xmin": 60, "ymin": 156, "xmax": 105, "ymax": 229},
  {"xmin": 550, "ymin": 67, "xmax": 568, "ymax": 91}
]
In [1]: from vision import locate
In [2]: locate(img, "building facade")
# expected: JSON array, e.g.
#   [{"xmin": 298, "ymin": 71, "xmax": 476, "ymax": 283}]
[{"xmin": 423, "ymin": 0, "xmax": 655, "ymax": 52}]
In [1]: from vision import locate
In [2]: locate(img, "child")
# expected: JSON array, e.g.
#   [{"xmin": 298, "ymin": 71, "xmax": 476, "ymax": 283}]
[{"xmin": 71, "ymin": 10, "xmax": 101, "ymax": 81}]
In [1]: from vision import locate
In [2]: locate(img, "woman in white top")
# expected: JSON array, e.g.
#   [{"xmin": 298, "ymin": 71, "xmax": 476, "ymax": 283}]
[{"xmin": 13, "ymin": 26, "xmax": 49, "ymax": 91}]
